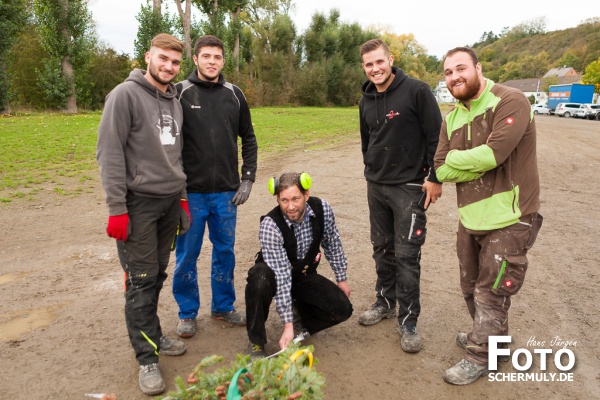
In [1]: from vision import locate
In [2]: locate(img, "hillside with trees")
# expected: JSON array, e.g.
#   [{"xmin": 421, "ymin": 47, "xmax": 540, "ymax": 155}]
[
  {"xmin": 471, "ymin": 16, "xmax": 600, "ymax": 87},
  {"xmin": 2, "ymin": 1, "xmax": 599, "ymax": 112}
]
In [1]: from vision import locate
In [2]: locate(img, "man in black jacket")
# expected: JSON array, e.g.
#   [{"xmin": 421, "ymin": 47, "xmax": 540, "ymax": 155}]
[
  {"xmin": 357, "ymin": 39, "xmax": 442, "ymax": 353},
  {"xmin": 173, "ymin": 35, "xmax": 258, "ymax": 338}
]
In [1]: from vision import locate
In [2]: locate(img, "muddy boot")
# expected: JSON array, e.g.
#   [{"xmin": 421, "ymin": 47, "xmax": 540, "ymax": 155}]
[
  {"xmin": 159, "ymin": 335, "xmax": 186, "ymax": 356},
  {"xmin": 358, "ymin": 304, "xmax": 396, "ymax": 326},
  {"xmin": 139, "ymin": 363, "xmax": 165, "ymax": 395},
  {"xmin": 177, "ymin": 318, "xmax": 196, "ymax": 338},
  {"xmin": 399, "ymin": 324, "xmax": 422, "ymax": 353},
  {"xmin": 443, "ymin": 359, "xmax": 488, "ymax": 385}
]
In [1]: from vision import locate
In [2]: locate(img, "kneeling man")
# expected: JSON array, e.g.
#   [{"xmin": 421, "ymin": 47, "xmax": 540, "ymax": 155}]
[{"xmin": 245, "ymin": 172, "xmax": 353, "ymax": 358}]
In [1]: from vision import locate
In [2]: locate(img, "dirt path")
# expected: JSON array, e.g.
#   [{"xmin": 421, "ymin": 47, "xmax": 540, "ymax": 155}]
[{"xmin": 1, "ymin": 115, "xmax": 598, "ymax": 399}]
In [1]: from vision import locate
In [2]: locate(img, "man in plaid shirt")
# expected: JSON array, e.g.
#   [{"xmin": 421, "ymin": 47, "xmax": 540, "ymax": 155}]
[{"xmin": 245, "ymin": 172, "xmax": 353, "ymax": 358}]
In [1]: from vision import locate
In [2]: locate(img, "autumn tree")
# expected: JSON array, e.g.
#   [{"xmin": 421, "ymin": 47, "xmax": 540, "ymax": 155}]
[{"xmin": 582, "ymin": 57, "xmax": 600, "ymax": 94}]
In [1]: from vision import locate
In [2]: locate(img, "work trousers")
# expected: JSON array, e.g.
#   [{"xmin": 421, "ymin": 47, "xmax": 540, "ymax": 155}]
[
  {"xmin": 245, "ymin": 262, "xmax": 353, "ymax": 347},
  {"xmin": 367, "ymin": 181, "xmax": 426, "ymax": 326},
  {"xmin": 173, "ymin": 191, "xmax": 237, "ymax": 318},
  {"xmin": 457, "ymin": 213, "xmax": 543, "ymax": 365},
  {"xmin": 117, "ymin": 193, "xmax": 180, "ymax": 366}
]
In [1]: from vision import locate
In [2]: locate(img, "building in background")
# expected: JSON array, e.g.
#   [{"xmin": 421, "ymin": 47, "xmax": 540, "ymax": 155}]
[{"xmin": 433, "ymin": 80, "xmax": 456, "ymax": 103}]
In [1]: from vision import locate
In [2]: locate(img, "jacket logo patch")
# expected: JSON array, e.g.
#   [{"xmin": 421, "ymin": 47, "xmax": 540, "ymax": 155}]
[
  {"xmin": 386, "ymin": 110, "xmax": 400, "ymax": 119},
  {"xmin": 191, "ymin": 105, "xmax": 202, "ymax": 109},
  {"xmin": 506, "ymin": 117, "xmax": 514, "ymax": 125}
]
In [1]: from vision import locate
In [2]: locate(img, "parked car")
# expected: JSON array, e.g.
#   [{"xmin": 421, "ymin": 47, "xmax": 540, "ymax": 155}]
[
  {"xmin": 531, "ymin": 104, "xmax": 549, "ymax": 115},
  {"xmin": 575, "ymin": 104, "xmax": 588, "ymax": 118},
  {"xmin": 555, "ymin": 103, "xmax": 582, "ymax": 118},
  {"xmin": 579, "ymin": 103, "xmax": 600, "ymax": 120}
]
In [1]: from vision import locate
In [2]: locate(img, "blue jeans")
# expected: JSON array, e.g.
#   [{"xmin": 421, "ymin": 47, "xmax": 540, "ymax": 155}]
[{"xmin": 173, "ymin": 191, "xmax": 237, "ymax": 319}]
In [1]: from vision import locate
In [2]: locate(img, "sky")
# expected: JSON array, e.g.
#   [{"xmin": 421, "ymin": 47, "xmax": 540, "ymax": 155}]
[{"xmin": 88, "ymin": 0, "xmax": 599, "ymax": 58}]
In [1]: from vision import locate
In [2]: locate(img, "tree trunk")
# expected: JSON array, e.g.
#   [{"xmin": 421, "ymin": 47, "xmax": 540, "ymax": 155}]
[
  {"xmin": 1, "ymin": 63, "xmax": 12, "ymax": 114},
  {"xmin": 59, "ymin": 0, "xmax": 77, "ymax": 113},
  {"xmin": 174, "ymin": 0, "xmax": 192, "ymax": 61},
  {"xmin": 231, "ymin": 6, "xmax": 240, "ymax": 72},
  {"xmin": 153, "ymin": 0, "xmax": 161, "ymax": 15},
  {"xmin": 62, "ymin": 55, "xmax": 77, "ymax": 113}
]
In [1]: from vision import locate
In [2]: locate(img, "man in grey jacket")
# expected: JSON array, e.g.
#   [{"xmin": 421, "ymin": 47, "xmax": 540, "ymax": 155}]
[{"xmin": 96, "ymin": 33, "xmax": 190, "ymax": 396}]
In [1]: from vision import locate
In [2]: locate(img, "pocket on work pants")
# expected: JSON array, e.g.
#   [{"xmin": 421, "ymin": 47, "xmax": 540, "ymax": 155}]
[
  {"xmin": 491, "ymin": 255, "xmax": 528, "ymax": 296},
  {"xmin": 525, "ymin": 213, "xmax": 543, "ymax": 250},
  {"xmin": 407, "ymin": 206, "xmax": 427, "ymax": 246}
]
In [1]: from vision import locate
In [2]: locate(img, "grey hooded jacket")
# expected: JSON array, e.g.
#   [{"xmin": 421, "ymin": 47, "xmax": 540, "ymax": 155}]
[{"xmin": 97, "ymin": 69, "xmax": 187, "ymax": 215}]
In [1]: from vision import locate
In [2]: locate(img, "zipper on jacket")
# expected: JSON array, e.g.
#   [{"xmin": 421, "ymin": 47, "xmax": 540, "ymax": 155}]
[
  {"xmin": 511, "ymin": 182, "xmax": 517, "ymax": 213},
  {"xmin": 467, "ymin": 121, "xmax": 472, "ymax": 142},
  {"xmin": 493, "ymin": 259, "xmax": 508, "ymax": 290}
]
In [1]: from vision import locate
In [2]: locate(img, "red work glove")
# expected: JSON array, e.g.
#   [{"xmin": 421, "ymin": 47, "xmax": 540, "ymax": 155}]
[
  {"xmin": 179, "ymin": 199, "xmax": 191, "ymax": 236},
  {"xmin": 107, "ymin": 213, "xmax": 129, "ymax": 241},
  {"xmin": 181, "ymin": 199, "xmax": 191, "ymax": 220}
]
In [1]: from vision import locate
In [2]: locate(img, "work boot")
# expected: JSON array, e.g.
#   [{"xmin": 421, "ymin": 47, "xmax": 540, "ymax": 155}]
[
  {"xmin": 177, "ymin": 318, "xmax": 196, "ymax": 338},
  {"xmin": 247, "ymin": 341, "xmax": 266, "ymax": 361},
  {"xmin": 139, "ymin": 363, "xmax": 165, "ymax": 395},
  {"xmin": 358, "ymin": 304, "xmax": 396, "ymax": 326},
  {"xmin": 211, "ymin": 310, "xmax": 247, "ymax": 326},
  {"xmin": 444, "ymin": 358, "xmax": 488, "ymax": 385},
  {"xmin": 292, "ymin": 305, "xmax": 310, "ymax": 339},
  {"xmin": 456, "ymin": 331, "xmax": 468, "ymax": 349},
  {"xmin": 398, "ymin": 324, "xmax": 422, "ymax": 353},
  {"xmin": 456, "ymin": 332, "xmax": 510, "ymax": 362},
  {"xmin": 159, "ymin": 335, "xmax": 186, "ymax": 356}
]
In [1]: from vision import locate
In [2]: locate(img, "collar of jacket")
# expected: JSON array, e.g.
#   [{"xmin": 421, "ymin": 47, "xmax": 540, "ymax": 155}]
[
  {"xmin": 360, "ymin": 66, "xmax": 407, "ymax": 98},
  {"xmin": 455, "ymin": 79, "xmax": 495, "ymax": 111},
  {"xmin": 187, "ymin": 70, "xmax": 226, "ymax": 88}
]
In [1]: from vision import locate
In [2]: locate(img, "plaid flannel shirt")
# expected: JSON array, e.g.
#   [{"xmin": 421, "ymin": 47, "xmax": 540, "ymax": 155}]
[{"xmin": 259, "ymin": 198, "xmax": 348, "ymax": 324}]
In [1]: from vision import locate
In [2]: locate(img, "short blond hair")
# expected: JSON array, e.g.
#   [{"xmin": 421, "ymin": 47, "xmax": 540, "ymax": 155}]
[{"xmin": 150, "ymin": 33, "xmax": 183, "ymax": 53}]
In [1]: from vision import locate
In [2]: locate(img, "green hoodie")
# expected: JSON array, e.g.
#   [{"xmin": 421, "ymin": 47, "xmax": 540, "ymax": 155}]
[{"xmin": 434, "ymin": 80, "xmax": 540, "ymax": 231}]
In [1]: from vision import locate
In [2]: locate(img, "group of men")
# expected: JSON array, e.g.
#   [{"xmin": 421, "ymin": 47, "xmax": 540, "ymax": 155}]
[{"xmin": 97, "ymin": 34, "xmax": 542, "ymax": 396}]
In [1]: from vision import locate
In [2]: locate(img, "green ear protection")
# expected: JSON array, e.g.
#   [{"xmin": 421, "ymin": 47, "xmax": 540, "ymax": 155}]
[{"xmin": 268, "ymin": 172, "xmax": 312, "ymax": 195}]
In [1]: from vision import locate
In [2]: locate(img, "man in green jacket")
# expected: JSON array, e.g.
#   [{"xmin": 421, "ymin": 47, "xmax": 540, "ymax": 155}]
[{"xmin": 434, "ymin": 47, "xmax": 543, "ymax": 385}]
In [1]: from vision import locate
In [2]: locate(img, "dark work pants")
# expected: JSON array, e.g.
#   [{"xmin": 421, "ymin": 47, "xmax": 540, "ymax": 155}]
[
  {"xmin": 245, "ymin": 262, "xmax": 353, "ymax": 347},
  {"xmin": 367, "ymin": 181, "xmax": 426, "ymax": 326},
  {"xmin": 457, "ymin": 213, "xmax": 543, "ymax": 365},
  {"xmin": 117, "ymin": 193, "xmax": 180, "ymax": 366}
]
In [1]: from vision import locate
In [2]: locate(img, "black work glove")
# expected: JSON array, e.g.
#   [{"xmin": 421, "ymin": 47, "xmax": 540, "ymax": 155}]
[{"xmin": 232, "ymin": 180, "xmax": 253, "ymax": 206}]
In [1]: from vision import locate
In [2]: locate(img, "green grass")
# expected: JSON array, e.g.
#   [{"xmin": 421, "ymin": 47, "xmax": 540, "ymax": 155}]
[
  {"xmin": 252, "ymin": 107, "xmax": 359, "ymax": 153},
  {"xmin": 0, "ymin": 107, "xmax": 360, "ymax": 202},
  {"xmin": 0, "ymin": 112, "xmax": 101, "ymax": 201},
  {"xmin": 1, "ymin": 105, "xmax": 453, "ymax": 202}
]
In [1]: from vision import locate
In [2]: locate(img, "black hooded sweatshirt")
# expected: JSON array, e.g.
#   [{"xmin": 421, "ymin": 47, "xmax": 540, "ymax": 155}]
[
  {"xmin": 176, "ymin": 71, "xmax": 258, "ymax": 193},
  {"xmin": 359, "ymin": 66, "xmax": 442, "ymax": 185}
]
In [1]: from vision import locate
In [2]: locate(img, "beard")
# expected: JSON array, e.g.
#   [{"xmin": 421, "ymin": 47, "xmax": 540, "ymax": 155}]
[
  {"xmin": 281, "ymin": 201, "xmax": 307, "ymax": 222},
  {"xmin": 449, "ymin": 78, "xmax": 481, "ymax": 102},
  {"xmin": 147, "ymin": 59, "xmax": 175, "ymax": 86}
]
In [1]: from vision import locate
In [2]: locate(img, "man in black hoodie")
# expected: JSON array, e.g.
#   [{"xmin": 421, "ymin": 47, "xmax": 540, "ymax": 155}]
[
  {"xmin": 357, "ymin": 39, "xmax": 442, "ymax": 353},
  {"xmin": 173, "ymin": 35, "xmax": 258, "ymax": 338}
]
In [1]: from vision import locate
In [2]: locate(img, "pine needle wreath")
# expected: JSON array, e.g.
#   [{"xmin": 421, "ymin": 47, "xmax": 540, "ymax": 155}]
[{"xmin": 160, "ymin": 344, "xmax": 325, "ymax": 400}]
